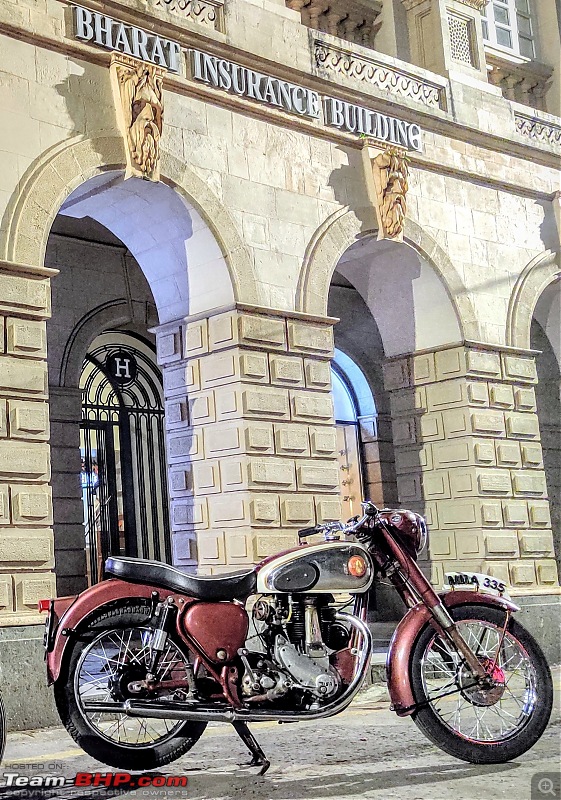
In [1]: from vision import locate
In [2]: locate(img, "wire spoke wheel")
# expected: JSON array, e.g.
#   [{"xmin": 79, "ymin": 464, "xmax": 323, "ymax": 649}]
[
  {"xmin": 421, "ymin": 618, "xmax": 536, "ymax": 743},
  {"xmin": 76, "ymin": 625, "xmax": 188, "ymax": 747},
  {"xmin": 410, "ymin": 604, "xmax": 552, "ymax": 764}
]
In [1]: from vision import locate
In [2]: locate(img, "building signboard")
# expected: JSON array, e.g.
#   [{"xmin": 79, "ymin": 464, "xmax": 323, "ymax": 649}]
[{"xmin": 73, "ymin": 6, "xmax": 422, "ymax": 151}]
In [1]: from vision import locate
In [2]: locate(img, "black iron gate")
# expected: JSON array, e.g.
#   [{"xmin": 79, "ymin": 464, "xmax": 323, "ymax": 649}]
[{"xmin": 80, "ymin": 334, "xmax": 171, "ymax": 585}]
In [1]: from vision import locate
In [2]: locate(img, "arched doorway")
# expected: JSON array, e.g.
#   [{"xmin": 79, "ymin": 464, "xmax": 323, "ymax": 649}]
[
  {"xmin": 80, "ymin": 331, "xmax": 170, "ymax": 585},
  {"xmin": 45, "ymin": 171, "xmax": 236, "ymax": 593}
]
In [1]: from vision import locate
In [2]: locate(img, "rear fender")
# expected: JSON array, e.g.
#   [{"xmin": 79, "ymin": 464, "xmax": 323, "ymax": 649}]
[
  {"xmin": 386, "ymin": 590, "xmax": 520, "ymax": 717},
  {"xmin": 46, "ymin": 579, "xmax": 174, "ymax": 684}
]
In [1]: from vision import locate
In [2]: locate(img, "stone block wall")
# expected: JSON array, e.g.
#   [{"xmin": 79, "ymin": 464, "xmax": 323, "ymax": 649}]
[
  {"xmin": 0, "ymin": 260, "xmax": 56, "ymax": 625},
  {"xmin": 155, "ymin": 307, "xmax": 341, "ymax": 572},
  {"xmin": 385, "ymin": 342, "xmax": 558, "ymax": 594}
]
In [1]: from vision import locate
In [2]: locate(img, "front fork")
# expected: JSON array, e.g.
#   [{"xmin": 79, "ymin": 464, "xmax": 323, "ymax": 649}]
[{"xmin": 379, "ymin": 530, "xmax": 492, "ymax": 683}]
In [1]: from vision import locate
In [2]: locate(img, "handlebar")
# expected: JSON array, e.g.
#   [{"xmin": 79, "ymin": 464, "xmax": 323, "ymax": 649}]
[{"xmin": 297, "ymin": 501, "xmax": 378, "ymax": 541}]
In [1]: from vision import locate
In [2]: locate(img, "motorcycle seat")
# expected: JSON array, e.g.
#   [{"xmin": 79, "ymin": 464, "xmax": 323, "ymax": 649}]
[{"xmin": 105, "ymin": 556, "xmax": 257, "ymax": 602}]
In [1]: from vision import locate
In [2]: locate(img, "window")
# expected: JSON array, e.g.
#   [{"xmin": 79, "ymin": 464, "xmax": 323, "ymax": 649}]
[{"xmin": 481, "ymin": 0, "xmax": 535, "ymax": 59}]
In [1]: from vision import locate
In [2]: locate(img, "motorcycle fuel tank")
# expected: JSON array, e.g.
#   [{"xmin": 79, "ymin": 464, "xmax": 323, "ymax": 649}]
[{"xmin": 256, "ymin": 541, "xmax": 374, "ymax": 594}]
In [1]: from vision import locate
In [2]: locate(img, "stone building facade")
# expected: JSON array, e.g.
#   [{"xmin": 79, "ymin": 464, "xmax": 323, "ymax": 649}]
[{"xmin": 0, "ymin": 0, "xmax": 559, "ymax": 727}]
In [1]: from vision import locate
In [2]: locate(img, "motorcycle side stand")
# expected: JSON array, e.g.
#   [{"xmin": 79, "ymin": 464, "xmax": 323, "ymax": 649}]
[{"xmin": 231, "ymin": 721, "xmax": 270, "ymax": 776}]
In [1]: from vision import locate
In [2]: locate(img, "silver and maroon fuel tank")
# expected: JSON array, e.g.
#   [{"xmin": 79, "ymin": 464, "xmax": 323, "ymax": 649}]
[{"xmin": 255, "ymin": 541, "xmax": 374, "ymax": 594}]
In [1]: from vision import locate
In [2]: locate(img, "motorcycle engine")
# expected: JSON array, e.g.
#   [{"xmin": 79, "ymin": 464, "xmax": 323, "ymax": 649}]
[
  {"xmin": 244, "ymin": 596, "xmax": 342, "ymax": 704},
  {"xmin": 274, "ymin": 635, "xmax": 340, "ymax": 699}
]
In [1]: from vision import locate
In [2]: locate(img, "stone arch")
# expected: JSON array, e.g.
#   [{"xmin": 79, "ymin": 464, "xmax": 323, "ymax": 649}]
[
  {"xmin": 56, "ymin": 300, "xmax": 142, "ymax": 390},
  {"xmin": 297, "ymin": 206, "xmax": 481, "ymax": 342},
  {"xmin": 506, "ymin": 250, "xmax": 561, "ymax": 350},
  {"xmin": 2, "ymin": 135, "xmax": 258, "ymax": 306}
]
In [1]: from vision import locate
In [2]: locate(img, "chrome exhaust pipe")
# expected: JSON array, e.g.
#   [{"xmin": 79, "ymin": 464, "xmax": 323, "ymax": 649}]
[{"xmin": 83, "ymin": 613, "xmax": 372, "ymax": 724}]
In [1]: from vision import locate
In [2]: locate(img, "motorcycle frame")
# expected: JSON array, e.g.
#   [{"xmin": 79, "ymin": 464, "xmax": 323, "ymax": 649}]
[{"xmin": 45, "ymin": 520, "xmax": 521, "ymax": 723}]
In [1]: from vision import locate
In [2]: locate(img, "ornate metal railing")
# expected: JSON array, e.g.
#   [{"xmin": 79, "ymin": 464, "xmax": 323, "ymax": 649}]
[{"xmin": 286, "ymin": 0, "xmax": 383, "ymax": 50}]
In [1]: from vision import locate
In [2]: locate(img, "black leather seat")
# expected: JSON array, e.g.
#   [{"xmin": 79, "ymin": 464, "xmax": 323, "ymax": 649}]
[{"xmin": 105, "ymin": 556, "xmax": 257, "ymax": 602}]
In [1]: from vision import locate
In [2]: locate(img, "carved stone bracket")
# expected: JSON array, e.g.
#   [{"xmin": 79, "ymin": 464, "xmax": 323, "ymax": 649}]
[
  {"xmin": 486, "ymin": 52, "xmax": 553, "ymax": 113},
  {"xmin": 514, "ymin": 113, "xmax": 561, "ymax": 148},
  {"xmin": 153, "ymin": 0, "xmax": 224, "ymax": 31},
  {"xmin": 110, "ymin": 54, "xmax": 165, "ymax": 182},
  {"xmin": 455, "ymin": 0, "xmax": 489, "ymax": 10},
  {"xmin": 287, "ymin": 0, "xmax": 382, "ymax": 50},
  {"xmin": 361, "ymin": 143, "xmax": 410, "ymax": 242},
  {"xmin": 315, "ymin": 42, "xmax": 446, "ymax": 110}
]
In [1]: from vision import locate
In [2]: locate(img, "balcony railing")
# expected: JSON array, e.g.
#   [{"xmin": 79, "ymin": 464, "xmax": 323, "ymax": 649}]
[
  {"xmin": 153, "ymin": 0, "xmax": 224, "ymax": 31},
  {"xmin": 286, "ymin": 0, "xmax": 383, "ymax": 50}
]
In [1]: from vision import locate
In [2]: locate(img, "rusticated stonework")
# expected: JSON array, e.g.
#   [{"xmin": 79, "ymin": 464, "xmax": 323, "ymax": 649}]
[
  {"xmin": 155, "ymin": 308, "xmax": 341, "ymax": 574},
  {"xmin": 314, "ymin": 43, "xmax": 445, "ymax": 110},
  {"xmin": 0, "ymin": 261, "xmax": 56, "ymax": 626},
  {"xmin": 385, "ymin": 343, "xmax": 558, "ymax": 593}
]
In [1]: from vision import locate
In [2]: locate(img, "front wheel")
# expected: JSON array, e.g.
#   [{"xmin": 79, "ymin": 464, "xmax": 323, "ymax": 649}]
[{"xmin": 410, "ymin": 604, "xmax": 553, "ymax": 763}]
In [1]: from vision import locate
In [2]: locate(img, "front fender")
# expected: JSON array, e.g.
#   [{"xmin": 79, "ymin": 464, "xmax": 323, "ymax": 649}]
[
  {"xmin": 46, "ymin": 579, "xmax": 173, "ymax": 684},
  {"xmin": 386, "ymin": 590, "xmax": 520, "ymax": 717}
]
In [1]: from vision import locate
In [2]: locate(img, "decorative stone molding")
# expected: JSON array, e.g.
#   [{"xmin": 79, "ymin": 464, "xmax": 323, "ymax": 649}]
[
  {"xmin": 514, "ymin": 113, "xmax": 561, "ymax": 148},
  {"xmin": 506, "ymin": 251, "xmax": 561, "ymax": 350},
  {"xmin": 456, "ymin": 0, "xmax": 488, "ymax": 10},
  {"xmin": 153, "ymin": 0, "xmax": 224, "ymax": 31},
  {"xmin": 1, "ymin": 137, "xmax": 258, "ymax": 307},
  {"xmin": 447, "ymin": 12, "xmax": 477, "ymax": 68},
  {"xmin": 362, "ymin": 144, "xmax": 410, "ymax": 242},
  {"xmin": 314, "ymin": 42, "xmax": 446, "ymax": 110},
  {"xmin": 486, "ymin": 53, "xmax": 553, "ymax": 113},
  {"xmin": 297, "ymin": 207, "xmax": 481, "ymax": 343},
  {"xmin": 110, "ymin": 54, "xmax": 165, "ymax": 182},
  {"xmin": 287, "ymin": 0, "xmax": 382, "ymax": 50}
]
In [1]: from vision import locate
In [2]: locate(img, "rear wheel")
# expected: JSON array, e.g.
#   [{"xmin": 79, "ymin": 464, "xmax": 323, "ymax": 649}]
[
  {"xmin": 54, "ymin": 600, "xmax": 206, "ymax": 771},
  {"xmin": 410, "ymin": 604, "xmax": 553, "ymax": 763}
]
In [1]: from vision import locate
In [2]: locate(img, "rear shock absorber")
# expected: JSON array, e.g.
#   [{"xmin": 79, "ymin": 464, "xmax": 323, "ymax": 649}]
[{"xmin": 146, "ymin": 597, "xmax": 177, "ymax": 681}]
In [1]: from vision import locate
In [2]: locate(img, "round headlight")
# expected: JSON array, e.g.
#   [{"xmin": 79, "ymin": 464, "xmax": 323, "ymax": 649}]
[{"xmin": 417, "ymin": 517, "xmax": 428, "ymax": 555}]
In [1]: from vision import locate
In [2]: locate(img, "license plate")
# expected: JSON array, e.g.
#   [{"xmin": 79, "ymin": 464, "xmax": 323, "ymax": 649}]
[{"xmin": 443, "ymin": 571, "xmax": 510, "ymax": 599}]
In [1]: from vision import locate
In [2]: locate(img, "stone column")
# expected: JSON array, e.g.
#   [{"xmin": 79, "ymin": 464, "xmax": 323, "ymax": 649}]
[
  {"xmin": 384, "ymin": 342, "xmax": 559, "ymax": 594},
  {"xmin": 48, "ymin": 386, "xmax": 86, "ymax": 597},
  {"xmin": 154, "ymin": 307, "xmax": 342, "ymax": 573},
  {"xmin": 0, "ymin": 260, "xmax": 57, "ymax": 626}
]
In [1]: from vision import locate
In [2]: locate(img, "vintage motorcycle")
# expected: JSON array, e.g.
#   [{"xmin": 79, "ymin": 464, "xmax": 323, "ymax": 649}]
[{"xmin": 40, "ymin": 501, "xmax": 552, "ymax": 774}]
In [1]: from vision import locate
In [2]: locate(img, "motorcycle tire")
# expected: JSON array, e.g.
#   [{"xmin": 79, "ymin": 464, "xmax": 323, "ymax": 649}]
[
  {"xmin": 54, "ymin": 599, "xmax": 207, "ymax": 771},
  {"xmin": 410, "ymin": 604, "xmax": 553, "ymax": 764}
]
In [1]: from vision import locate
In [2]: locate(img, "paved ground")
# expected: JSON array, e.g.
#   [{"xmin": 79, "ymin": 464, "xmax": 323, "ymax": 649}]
[{"xmin": 1, "ymin": 674, "xmax": 559, "ymax": 800}]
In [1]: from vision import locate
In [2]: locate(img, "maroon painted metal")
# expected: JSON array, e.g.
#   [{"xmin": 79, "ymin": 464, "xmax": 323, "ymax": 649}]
[
  {"xmin": 46, "ymin": 579, "xmax": 176, "ymax": 684},
  {"xmin": 386, "ymin": 590, "xmax": 520, "ymax": 717},
  {"xmin": 179, "ymin": 601, "xmax": 249, "ymax": 664}
]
